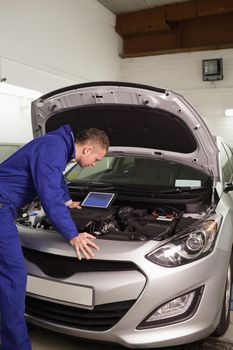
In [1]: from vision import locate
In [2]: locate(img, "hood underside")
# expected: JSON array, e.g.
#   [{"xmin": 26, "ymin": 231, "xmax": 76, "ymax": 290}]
[
  {"xmin": 31, "ymin": 81, "xmax": 219, "ymax": 179},
  {"xmin": 46, "ymin": 105, "xmax": 196, "ymax": 153}
]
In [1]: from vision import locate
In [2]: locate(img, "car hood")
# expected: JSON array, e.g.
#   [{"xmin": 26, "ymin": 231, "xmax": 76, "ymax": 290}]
[{"xmin": 31, "ymin": 81, "xmax": 219, "ymax": 180}]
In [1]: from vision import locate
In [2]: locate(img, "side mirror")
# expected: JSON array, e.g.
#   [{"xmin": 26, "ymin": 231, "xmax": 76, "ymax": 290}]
[{"xmin": 224, "ymin": 182, "xmax": 233, "ymax": 193}]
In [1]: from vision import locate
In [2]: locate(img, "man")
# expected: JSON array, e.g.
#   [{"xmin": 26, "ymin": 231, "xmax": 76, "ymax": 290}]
[{"xmin": 0, "ymin": 124, "xmax": 109, "ymax": 350}]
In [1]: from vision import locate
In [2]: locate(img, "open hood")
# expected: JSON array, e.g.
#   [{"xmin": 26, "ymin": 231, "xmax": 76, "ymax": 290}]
[{"xmin": 31, "ymin": 81, "xmax": 219, "ymax": 180}]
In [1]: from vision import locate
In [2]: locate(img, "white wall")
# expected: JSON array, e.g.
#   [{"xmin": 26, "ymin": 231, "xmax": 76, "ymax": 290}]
[
  {"xmin": 0, "ymin": 0, "xmax": 122, "ymax": 143},
  {"xmin": 0, "ymin": 84, "xmax": 41, "ymax": 143},
  {"xmin": 0, "ymin": 0, "xmax": 122, "ymax": 93},
  {"xmin": 121, "ymin": 49, "xmax": 233, "ymax": 146}
]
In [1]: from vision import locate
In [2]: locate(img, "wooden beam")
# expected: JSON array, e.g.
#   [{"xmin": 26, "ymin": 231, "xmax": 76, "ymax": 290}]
[
  {"xmin": 123, "ymin": 23, "xmax": 178, "ymax": 54},
  {"xmin": 120, "ymin": 43, "xmax": 233, "ymax": 58},
  {"xmin": 116, "ymin": 6, "xmax": 170, "ymax": 38},
  {"xmin": 116, "ymin": 0, "xmax": 233, "ymax": 42},
  {"xmin": 166, "ymin": 1, "xmax": 197, "ymax": 21},
  {"xmin": 197, "ymin": 0, "xmax": 233, "ymax": 17},
  {"xmin": 122, "ymin": 12, "xmax": 233, "ymax": 57},
  {"xmin": 166, "ymin": 0, "xmax": 233, "ymax": 21},
  {"xmin": 181, "ymin": 12, "xmax": 233, "ymax": 47}
]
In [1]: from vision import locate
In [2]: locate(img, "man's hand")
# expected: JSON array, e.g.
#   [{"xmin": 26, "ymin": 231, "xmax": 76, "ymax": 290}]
[
  {"xmin": 69, "ymin": 232, "xmax": 100, "ymax": 260},
  {"xmin": 68, "ymin": 201, "xmax": 81, "ymax": 209}
]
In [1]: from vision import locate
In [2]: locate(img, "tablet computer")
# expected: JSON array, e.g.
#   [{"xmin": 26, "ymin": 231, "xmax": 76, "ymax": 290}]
[{"xmin": 81, "ymin": 192, "xmax": 115, "ymax": 209}]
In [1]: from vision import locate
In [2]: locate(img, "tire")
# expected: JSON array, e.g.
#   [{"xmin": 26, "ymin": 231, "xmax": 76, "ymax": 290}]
[{"xmin": 213, "ymin": 254, "xmax": 232, "ymax": 337}]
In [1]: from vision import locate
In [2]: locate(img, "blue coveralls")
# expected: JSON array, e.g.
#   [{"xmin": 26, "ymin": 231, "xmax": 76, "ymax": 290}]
[{"xmin": 0, "ymin": 124, "xmax": 79, "ymax": 349}]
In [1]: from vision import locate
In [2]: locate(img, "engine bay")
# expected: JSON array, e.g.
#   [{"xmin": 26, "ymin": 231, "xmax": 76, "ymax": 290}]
[
  {"xmin": 69, "ymin": 204, "xmax": 200, "ymax": 241},
  {"xmin": 17, "ymin": 194, "xmax": 210, "ymax": 241}
]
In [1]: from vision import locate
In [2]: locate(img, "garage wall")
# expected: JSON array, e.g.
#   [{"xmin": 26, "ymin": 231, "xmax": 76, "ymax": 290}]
[
  {"xmin": 0, "ymin": 84, "xmax": 41, "ymax": 143},
  {"xmin": 0, "ymin": 0, "xmax": 122, "ymax": 93},
  {"xmin": 121, "ymin": 48, "xmax": 233, "ymax": 146}
]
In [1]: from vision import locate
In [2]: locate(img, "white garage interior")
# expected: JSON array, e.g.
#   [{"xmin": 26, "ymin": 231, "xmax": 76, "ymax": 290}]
[
  {"xmin": 1, "ymin": 0, "xmax": 233, "ymax": 145},
  {"xmin": 1, "ymin": 1, "xmax": 233, "ymax": 349}
]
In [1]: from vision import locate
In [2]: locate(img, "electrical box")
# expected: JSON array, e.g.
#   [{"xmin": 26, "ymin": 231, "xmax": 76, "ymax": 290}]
[{"xmin": 202, "ymin": 58, "xmax": 223, "ymax": 81}]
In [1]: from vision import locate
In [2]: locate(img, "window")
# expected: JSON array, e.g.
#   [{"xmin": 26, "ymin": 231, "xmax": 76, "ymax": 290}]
[{"xmin": 66, "ymin": 156, "xmax": 210, "ymax": 189}]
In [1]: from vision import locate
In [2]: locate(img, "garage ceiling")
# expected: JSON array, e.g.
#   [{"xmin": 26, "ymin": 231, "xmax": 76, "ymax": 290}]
[
  {"xmin": 98, "ymin": 0, "xmax": 233, "ymax": 58},
  {"xmin": 98, "ymin": 0, "xmax": 192, "ymax": 15}
]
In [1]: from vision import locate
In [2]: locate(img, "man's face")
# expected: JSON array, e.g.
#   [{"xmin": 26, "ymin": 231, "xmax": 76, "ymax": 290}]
[{"xmin": 77, "ymin": 144, "xmax": 106, "ymax": 168}]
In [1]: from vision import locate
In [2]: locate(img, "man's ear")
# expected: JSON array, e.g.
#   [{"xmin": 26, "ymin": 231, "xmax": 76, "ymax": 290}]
[{"xmin": 83, "ymin": 145, "xmax": 92, "ymax": 154}]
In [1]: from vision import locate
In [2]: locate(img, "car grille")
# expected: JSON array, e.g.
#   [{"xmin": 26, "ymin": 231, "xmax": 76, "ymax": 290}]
[
  {"xmin": 26, "ymin": 295, "xmax": 136, "ymax": 331},
  {"xmin": 22, "ymin": 247, "xmax": 139, "ymax": 278}
]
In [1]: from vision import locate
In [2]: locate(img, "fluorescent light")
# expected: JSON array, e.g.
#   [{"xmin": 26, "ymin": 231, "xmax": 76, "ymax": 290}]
[
  {"xmin": 225, "ymin": 109, "xmax": 233, "ymax": 117},
  {"xmin": 0, "ymin": 82, "xmax": 41, "ymax": 99}
]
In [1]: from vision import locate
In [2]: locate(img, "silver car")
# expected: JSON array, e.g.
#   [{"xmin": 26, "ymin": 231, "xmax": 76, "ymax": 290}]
[{"xmin": 18, "ymin": 82, "xmax": 233, "ymax": 348}]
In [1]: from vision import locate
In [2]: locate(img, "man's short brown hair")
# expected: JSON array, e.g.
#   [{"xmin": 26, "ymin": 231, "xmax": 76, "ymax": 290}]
[{"xmin": 75, "ymin": 128, "xmax": 110, "ymax": 151}]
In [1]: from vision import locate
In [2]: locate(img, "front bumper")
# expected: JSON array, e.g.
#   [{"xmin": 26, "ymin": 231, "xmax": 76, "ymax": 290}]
[{"xmin": 24, "ymin": 244, "xmax": 228, "ymax": 348}]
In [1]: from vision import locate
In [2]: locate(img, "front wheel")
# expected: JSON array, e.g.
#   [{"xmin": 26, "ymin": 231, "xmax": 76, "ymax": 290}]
[{"xmin": 213, "ymin": 254, "xmax": 232, "ymax": 337}]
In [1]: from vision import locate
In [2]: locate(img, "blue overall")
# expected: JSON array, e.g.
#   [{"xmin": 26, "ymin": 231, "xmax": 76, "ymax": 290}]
[{"xmin": 0, "ymin": 124, "xmax": 79, "ymax": 349}]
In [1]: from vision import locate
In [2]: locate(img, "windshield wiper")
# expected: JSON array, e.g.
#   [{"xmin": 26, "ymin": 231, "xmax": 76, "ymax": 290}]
[
  {"xmin": 157, "ymin": 186, "xmax": 207, "ymax": 194},
  {"xmin": 68, "ymin": 181, "xmax": 116, "ymax": 190},
  {"xmin": 68, "ymin": 181, "xmax": 155, "ymax": 194},
  {"xmin": 68, "ymin": 180, "xmax": 207, "ymax": 196}
]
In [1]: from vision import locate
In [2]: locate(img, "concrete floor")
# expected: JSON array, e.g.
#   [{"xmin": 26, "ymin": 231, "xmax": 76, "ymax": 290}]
[{"xmin": 30, "ymin": 314, "xmax": 233, "ymax": 350}]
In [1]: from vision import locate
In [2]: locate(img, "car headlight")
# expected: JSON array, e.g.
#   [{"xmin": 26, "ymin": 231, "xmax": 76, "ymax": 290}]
[{"xmin": 146, "ymin": 215, "xmax": 221, "ymax": 267}]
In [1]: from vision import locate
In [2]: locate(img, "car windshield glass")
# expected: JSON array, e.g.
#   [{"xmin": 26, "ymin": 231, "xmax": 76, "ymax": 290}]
[{"xmin": 65, "ymin": 156, "xmax": 211, "ymax": 190}]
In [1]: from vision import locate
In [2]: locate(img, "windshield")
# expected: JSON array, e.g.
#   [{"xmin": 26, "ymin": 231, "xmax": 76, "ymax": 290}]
[{"xmin": 65, "ymin": 156, "xmax": 211, "ymax": 190}]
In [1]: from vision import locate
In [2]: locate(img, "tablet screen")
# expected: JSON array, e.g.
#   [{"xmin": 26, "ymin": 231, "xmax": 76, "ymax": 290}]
[{"xmin": 81, "ymin": 192, "xmax": 115, "ymax": 209}]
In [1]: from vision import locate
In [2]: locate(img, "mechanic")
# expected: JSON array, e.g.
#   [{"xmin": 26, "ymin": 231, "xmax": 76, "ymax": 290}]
[{"xmin": 0, "ymin": 124, "xmax": 109, "ymax": 350}]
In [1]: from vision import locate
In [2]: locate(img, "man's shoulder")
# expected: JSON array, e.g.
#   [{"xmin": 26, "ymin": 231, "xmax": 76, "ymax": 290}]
[
  {"xmin": 21, "ymin": 134, "xmax": 65, "ymax": 158},
  {"xmin": 36, "ymin": 132, "xmax": 65, "ymax": 146}
]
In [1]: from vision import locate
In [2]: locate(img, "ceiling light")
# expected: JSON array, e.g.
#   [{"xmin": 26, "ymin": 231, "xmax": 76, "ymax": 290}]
[{"xmin": 225, "ymin": 109, "xmax": 233, "ymax": 117}]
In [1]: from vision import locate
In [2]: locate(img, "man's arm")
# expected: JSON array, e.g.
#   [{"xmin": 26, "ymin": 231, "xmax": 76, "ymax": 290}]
[{"xmin": 30, "ymin": 140, "xmax": 99, "ymax": 258}]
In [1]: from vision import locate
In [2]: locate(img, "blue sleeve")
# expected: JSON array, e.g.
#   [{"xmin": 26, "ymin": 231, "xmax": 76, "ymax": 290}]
[
  {"xmin": 61, "ymin": 176, "xmax": 71, "ymax": 204},
  {"xmin": 30, "ymin": 139, "xmax": 79, "ymax": 241}
]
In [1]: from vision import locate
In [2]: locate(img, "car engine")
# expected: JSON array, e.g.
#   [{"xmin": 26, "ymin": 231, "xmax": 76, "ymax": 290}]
[{"xmin": 17, "ymin": 199, "xmax": 205, "ymax": 241}]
